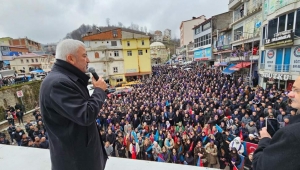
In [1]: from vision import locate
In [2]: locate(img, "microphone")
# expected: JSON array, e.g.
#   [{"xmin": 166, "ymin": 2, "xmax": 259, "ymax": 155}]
[{"xmin": 88, "ymin": 67, "xmax": 99, "ymax": 81}]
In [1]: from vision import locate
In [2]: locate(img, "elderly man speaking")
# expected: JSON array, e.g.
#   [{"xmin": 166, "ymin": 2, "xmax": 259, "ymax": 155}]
[{"xmin": 40, "ymin": 39, "xmax": 108, "ymax": 170}]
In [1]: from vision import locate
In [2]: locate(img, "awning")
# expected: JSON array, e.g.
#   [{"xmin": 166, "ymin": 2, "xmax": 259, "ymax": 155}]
[
  {"xmin": 222, "ymin": 63, "xmax": 237, "ymax": 75},
  {"xmin": 230, "ymin": 62, "xmax": 251, "ymax": 70}
]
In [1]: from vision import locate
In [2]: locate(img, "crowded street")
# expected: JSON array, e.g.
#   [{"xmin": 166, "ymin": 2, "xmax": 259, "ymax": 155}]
[{"xmin": 1, "ymin": 63, "xmax": 294, "ymax": 170}]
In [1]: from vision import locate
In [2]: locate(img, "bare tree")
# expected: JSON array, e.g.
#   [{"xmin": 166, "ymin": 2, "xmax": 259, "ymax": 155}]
[
  {"xmin": 118, "ymin": 22, "xmax": 123, "ymax": 27},
  {"xmin": 140, "ymin": 27, "xmax": 144, "ymax": 32},
  {"xmin": 144, "ymin": 26, "xmax": 147, "ymax": 33},
  {"xmin": 106, "ymin": 18, "xmax": 110, "ymax": 26}
]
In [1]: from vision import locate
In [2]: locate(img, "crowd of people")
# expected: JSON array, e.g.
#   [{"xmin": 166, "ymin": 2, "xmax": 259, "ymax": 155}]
[{"xmin": 0, "ymin": 63, "xmax": 295, "ymax": 170}]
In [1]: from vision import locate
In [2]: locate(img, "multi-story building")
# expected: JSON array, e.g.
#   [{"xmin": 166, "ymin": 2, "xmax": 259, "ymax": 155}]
[
  {"xmin": 121, "ymin": 30, "xmax": 151, "ymax": 81},
  {"xmin": 227, "ymin": 0, "xmax": 263, "ymax": 86},
  {"xmin": 180, "ymin": 16, "xmax": 206, "ymax": 47},
  {"xmin": 82, "ymin": 28, "xmax": 125, "ymax": 86},
  {"xmin": 9, "ymin": 37, "xmax": 42, "ymax": 52},
  {"xmin": 210, "ymin": 12, "xmax": 233, "ymax": 67},
  {"xmin": 258, "ymin": 0, "xmax": 300, "ymax": 90},
  {"xmin": 163, "ymin": 29, "xmax": 171, "ymax": 41},
  {"xmin": 154, "ymin": 30, "xmax": 163, "ymax": 42},
  {"xmin": 9, "ymin": 53, "xmax": 53, "ymax": 73},
  {"xmin": 0, "ymin": 45, "xmax": 29, "ymax": 69}
]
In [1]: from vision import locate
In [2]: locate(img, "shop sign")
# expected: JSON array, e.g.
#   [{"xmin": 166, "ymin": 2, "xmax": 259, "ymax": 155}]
[
  {"xmin": 262, "ymin": 73, "xmax": 290, "ymax": 80},
  {"xmin": 265, "ymin": 30, "xmax": 294, "ymax": 47},
  {"xmin": 291, "ymin": 46, "xmax": 300, "ymax": 72},
  {"xmin": 217, "ymin": 45, "xmax": 231, "ymax": 51}
]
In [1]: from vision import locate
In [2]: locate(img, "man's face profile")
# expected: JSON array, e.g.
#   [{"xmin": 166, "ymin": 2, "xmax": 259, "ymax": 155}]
[
  {"xmin": 288, "ymin": 77, "xmax": 300, "ymax": 109},
  {"xmin": 66, "ymin": 45, "xmax": 89, "ymax": 73}
]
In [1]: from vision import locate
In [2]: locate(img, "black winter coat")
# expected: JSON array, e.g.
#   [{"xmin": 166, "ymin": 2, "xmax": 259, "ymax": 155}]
[
  {"xmin": 253, "ymin": 114, "xmax": 300, "ymax": 170},
  {"xmin": 40, "ymin": 60, "xmax": 108, "ymax": 170}
]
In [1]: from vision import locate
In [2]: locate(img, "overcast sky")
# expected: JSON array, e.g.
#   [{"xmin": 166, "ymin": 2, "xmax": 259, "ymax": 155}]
[{"xmin": 0, "ymin": 0, "xmax": 228, "ymax": 44}]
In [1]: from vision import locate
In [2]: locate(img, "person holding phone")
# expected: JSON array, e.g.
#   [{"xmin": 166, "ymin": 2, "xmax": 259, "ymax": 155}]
[{"xmin": 253, "ymin": 76, "xmax": 300, "ymax": 170}]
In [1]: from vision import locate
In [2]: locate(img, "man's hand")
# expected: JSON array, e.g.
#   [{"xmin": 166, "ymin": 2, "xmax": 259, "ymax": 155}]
[
  {"xmin": 259, "ymin": 127, "xmax": 271, "ymax": 139},
  {"xmin": 92, "ymin": 76, "xmax": 107, "ymax": 91}
]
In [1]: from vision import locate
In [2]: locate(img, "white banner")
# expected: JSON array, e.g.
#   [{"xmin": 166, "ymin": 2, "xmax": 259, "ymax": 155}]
[
  {"xmin": 265, "ymin": 49, "xmax": 276, "ymax": 70},
  {"xmin": 290, "ymin": 46, "xmax": 300, "ymax": 72}
]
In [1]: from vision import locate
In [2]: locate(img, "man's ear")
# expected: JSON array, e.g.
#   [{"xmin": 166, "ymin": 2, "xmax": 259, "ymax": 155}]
[{"xmin": 66, "ymin": 54, "xmax": 75, "ymax": 64}]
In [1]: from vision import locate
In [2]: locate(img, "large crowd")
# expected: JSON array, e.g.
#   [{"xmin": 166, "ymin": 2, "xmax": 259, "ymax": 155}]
[{"xmin": 0, "ymin": 63, "xmax": 295, "ymax": 170}]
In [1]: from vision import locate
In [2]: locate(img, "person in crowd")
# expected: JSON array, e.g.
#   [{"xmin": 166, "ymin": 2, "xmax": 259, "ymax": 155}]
[
  {"xmin": 205, "ymin": 140, "xmax": 218, "ymax": 168},
  {"xmin": 244, "ymin": 152, "xmax": 254, "ymax": 170},
  {"xmin": 16, "ymin": 109, "xmax": 24, "ymax": 125},
  {"xmin": 105, "ymin": 141, "xmax": 113, "ymax": 156},
  {"xmin": 218, "ymin": 147, "xmax": 230, "ymax": 170}
]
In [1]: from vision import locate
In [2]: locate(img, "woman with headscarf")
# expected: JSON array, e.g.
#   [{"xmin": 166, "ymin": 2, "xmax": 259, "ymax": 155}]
[
  {"xmin": 152, "ymin": 141, "xmax": 162, "ymax": 161},
  {"xmin": 170, "ymin": 148, "xmax": 180, "ymax": 164},
  {"xmin": 244, "ymin": 152, "xmax": 254, "ymax": 170}
]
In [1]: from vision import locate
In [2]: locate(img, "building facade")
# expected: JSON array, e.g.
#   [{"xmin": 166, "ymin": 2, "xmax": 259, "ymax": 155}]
[
  {"xmin": 193, "ymin": 18, "xmax": 213, "ymax": 64},
  {"xmin": 9, "ymin": 37, "xmax": 42, "ymax": 52},
  {"xmin": 9, "ymin": 53, "xmax": 53, "ymax": 73},
  {"xmin": 82, "ymin": 28, "xmax": 125, "ymax": 86},
  {"xmin": 154, "ymin": 30, "xmax": 163, "ymax": 42},
  {"xmin": 180, "ymin": 16, "xmax": 206, "ymax": 47},
  {"xmin": 121, "ymin": 31, "xmax": 151, "ymax": 81},
  {"xmin": 258, "ymin": 0, "xmax": 300, "ymax": 90},
  {"xmin": 0, "ymin": 37, "xmax": 12, "ymax": 46}
]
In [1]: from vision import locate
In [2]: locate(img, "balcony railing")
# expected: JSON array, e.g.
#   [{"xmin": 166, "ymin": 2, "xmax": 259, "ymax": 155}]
[{"xmin": 260, "ymin": 64, "xmax": 291, "ymax": 72}]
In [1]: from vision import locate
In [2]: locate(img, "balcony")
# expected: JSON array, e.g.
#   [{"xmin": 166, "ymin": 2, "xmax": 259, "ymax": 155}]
[
  {"xmin": 260, "ymin": 64, "xmax": 291, "ymax": 72},
  {"xmin": 229, "ymin": 0, "xmax": 243, "ymax": 10},
  {"xmin": 0, "ymin": 144, "xmax": 218, "ymax": 170}
]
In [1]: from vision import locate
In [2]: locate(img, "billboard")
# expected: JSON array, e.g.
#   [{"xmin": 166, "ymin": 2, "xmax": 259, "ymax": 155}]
[{"xmin": 194, "ymin": 47, "xmax": 211, "ymax": 61}]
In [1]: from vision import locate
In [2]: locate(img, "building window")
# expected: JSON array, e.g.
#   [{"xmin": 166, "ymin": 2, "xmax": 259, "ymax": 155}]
[
  {"xmin": 95, "ymin": 52, "xmax": 99, "ymax": 58},
  {"xmin": 127, "ymin": 41, "xmax": 130, "ymax": 46},
  {"xmin": 102, "ymin": 51, "xmax": 105, "ymax": 54},
  {"xmin": 296, "ymin": 9, "xmax": 300, "ymax": 37},
  {"xmin": 146, "ymin": 50, "xmax": 148, "ymax": 53},
  {"xmin": 114, "ymin": 51, "xmax": 119, "ymax": 57},
  {"xmin": 35, "ymin": 59, "xmax": 38, "ymax": 62},
  {"xmin": 21, "ymin": 59, "xmax": 24, "ymax": 63},
  {"xmin": 26, "ymin": 59, "xmax": 29, "ymax": 63},
  {"xmin": 31, "ymin": 59, "xmax": 34, "ymax": 62},
  {"xmin": 278, "ymin": 15, "xmax": 286, "ymax": 32},
  {"xmin": 116, "ymin": 78, "xmax": 123, "ymax": 82},
  {"xmin": 142, "ymin": 40, "xmax": 144, "ymax": 45},
  {"xmin": 138, "ymin": 50, "xmax": 143, "ymax": 55},
  {"xmin": 113, "ymin": 67, "xmax": 118, "ymax": 73},
  {"xmin": 95, "ymin": 41, "xmax": 97, "ymax": 44},
  {"xmin": 234, "ymin": 27, "xmax": 243, "ymax": 41},
  {"xmin": 268, "ymin": 18, "xmax": 278, "ymax": 39},
  {"xmin": 287, "ymin": 12, "xmax": 294, "ymax": 31},
  {"xmin": 111, "ymin": 41, "xmax": 117, "ymax": 46},
  {"xmin": 127, "ymin": 50, "xmax": 132, "ymax": 56}
]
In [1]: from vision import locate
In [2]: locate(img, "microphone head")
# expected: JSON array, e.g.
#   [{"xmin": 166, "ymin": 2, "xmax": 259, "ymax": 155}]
[{"xmin": 88, "ymin": 67, "xmax": 95, "ymax": 73}]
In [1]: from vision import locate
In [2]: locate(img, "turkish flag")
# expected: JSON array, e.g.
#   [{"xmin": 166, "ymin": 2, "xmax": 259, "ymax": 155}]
[
  {"xmin": 239, "ymin": 130, "xmax": 244, "ymax": 141},
  {"xmin": 246, "ymin": 142, "xmax": 258, "ymax": 155},
  {"xmin": 233, "ymin": 165, "xmax": 238, "ymax": 170}
]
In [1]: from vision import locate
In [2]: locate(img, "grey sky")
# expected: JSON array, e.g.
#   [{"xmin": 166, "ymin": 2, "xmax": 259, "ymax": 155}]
[{"xmin": 0, "ymin": 0, "xmax": 228, "ymax": 44}]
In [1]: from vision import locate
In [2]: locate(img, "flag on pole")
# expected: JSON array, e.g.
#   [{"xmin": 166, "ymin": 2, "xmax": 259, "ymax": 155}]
[
  {"xmin": 215, "ymin": 124, "xmax": 223, "ymax": 133},
  {"xmin": 239, "ymin": 130, "xmax": 244, "ymax": 141},
  {"xmin": 196, "ymin": 157, "xmax": 203, "ymax": 167},
  {"xmin": 157, "ymin": 154, "xmax": 165, "ymax": 162},
  {"xmin": 242, "ymin": 141, "xmax": 258, "ymax": 156},
  {"xmin": 154, "ymin": 130, "xmax": 159, "ymax": 141}
]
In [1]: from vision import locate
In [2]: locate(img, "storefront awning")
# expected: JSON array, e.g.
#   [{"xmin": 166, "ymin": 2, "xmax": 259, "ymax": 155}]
[
  {"xmin": 230, "ymin": 62, "xmax": 252, "ymax": 70},
  {"xmin": 222, "ymin": 63, "xmax": 237, "ymax": 75}
]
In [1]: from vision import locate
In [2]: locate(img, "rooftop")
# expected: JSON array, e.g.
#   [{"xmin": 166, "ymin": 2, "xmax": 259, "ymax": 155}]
[
  {"xmin": 0, "ymin": 144, "xmax": 218, "ymax": 170},
  {"xmin": 150, "ymin": 42, "xmax": 165, "ymax": 47}
]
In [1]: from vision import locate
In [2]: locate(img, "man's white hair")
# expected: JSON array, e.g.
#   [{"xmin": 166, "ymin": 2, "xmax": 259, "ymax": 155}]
[{"xmin": 55, "ymin": 39, "xmax": 85, "ymax": 61}]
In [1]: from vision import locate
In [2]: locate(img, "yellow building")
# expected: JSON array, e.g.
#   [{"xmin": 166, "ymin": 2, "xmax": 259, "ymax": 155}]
[{"xmin": 121, "ymin": 31, "xmax": 151, "ymax": 81}]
